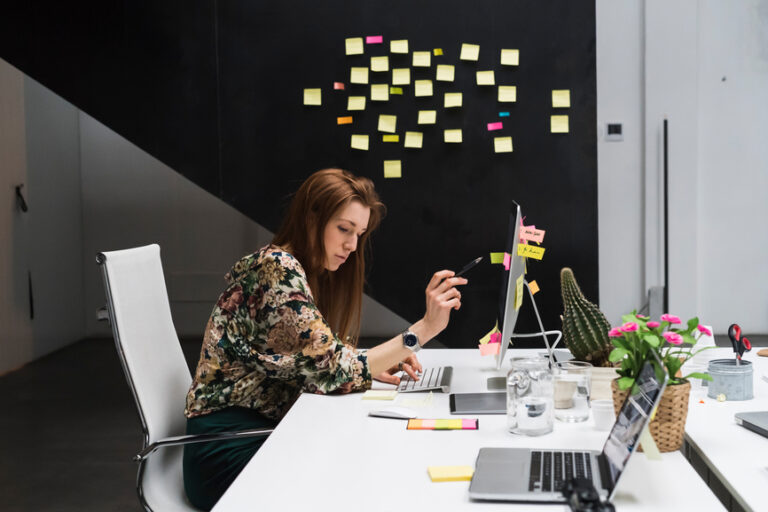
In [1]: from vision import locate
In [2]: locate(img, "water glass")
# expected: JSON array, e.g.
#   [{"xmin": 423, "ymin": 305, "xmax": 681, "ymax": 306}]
[
  {"xmin": 554, "ymin": 361, "xmax": 592, "ymax": 422},
  {"xmin": 507, "ymin": 357, "xmax": 554, "ymax": 436}
]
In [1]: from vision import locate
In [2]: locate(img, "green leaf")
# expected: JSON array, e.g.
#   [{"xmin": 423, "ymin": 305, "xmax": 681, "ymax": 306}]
[
  {"xmin": 621, "ymin": 314, "xmax": 637, "ymax": 324},
  {"xmin": 682, "ymin": 332, "xmax": 696, "ymax": 346},
  {"xmin": 687, "ymin": 316, "xmax": 699, "ymax": 331},
  {"xmin": 683, "ymin": 372, "xmax": 713, "ymax": 381},
  {"xmin": 642, "ymin": 333, "xmax": 660, "ymax": 347},
  {"xmin": 611, "ymin": 337, "xmax": 629, "ymax": 350},
  {"xmin": 609, "ymin": 348, "xmax": 629, "ymax": 362},
  {"xmin": 617, "ymin": 376, "xmax": 635, "ymax": 390}
]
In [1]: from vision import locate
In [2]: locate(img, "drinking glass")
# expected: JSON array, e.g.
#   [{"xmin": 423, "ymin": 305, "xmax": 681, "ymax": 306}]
[
  {"xmin": 554, "ymin": 361, "xmax": 592, "ymax": 422},
  {"xmin": 507, "ymin": 357, "xmax": 554, "ymax": 436}
]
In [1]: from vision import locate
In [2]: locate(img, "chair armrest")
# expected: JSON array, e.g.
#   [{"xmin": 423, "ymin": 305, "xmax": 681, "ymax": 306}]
[{"xmin": 134, "ymin": 427, "xmax": 274, "ymax": 462}]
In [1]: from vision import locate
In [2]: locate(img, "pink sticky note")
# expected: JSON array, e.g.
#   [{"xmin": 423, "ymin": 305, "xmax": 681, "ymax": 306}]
[
  {"xmin": 366, "ymin": 35, "xmax": 383, "ymax": 44},
  {"xmin": 421, "ymin": 419, "xmax": 436, "ymax": 429},
  {"xmin": 489, "ymin": 332, "xmax": 501, "ymax": 344},
  {"xmin": 479, "ymin": 343, "xmax": 500, "ymax": 356},
  {"xmin": 333, "ymin": 82, "xmax": 345, "ymax": 90},
  {"xmin": 487, "ymin": 122, "xmax": 503, "ymax": 131},
  {"xmin": 462, "ymin": 419, "xmax": 478, "ymax": 430},
  {"xmin": 520, "ymin": 226, "xmax": 546, "ymax": 243},
  {"xmin": 503, "ymin": 252, "xmax": 511, "ymax": 270}
]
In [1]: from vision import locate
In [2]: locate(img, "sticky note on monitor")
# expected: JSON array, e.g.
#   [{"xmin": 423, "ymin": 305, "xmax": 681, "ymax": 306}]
[
  {"xmin": 444, "ymin": 92, "xmax": 462, "ymax": 108},
  {"xmin": 404, "ymin": 131, "xmax": 423, "ymax": 148},
  {"xmin": 515, "ymin": 274, "xmax": 524, "ymax": 310},
  {"xmin": 552, "ymin": 89, "xmax": 571, "ymax": 108},
  {"xmin": 551, "ymin": 115, "xmax": 569, "ymax": 133},
  {"xmin": 378, "ymin": 114, "xmax": 397, "ymax": 133},
  {"xmin": 444, "ymin": 129, "xmax": 462, "ymax": 143},
  {"xmin": 517, "ymin": 244, "xmax": 546, "ymax": 260},
  {"xmin": 383, "ymin": 160, "xmax": 401, "ymax": 179},
  {"xmin": 460, "ymin": 43, "xmax": 480, "ymax": 61},
  {"xmin": 494, "ymin": 136, "xmax": 513, "ymax": 153},
  {"xmin": 392, "ymin": 68, "xmax": 411, "ymax": 85},
  {"xmin": 520, "ymin": 226, "xmax": 545, "ymax": 243},
  {"xmin": 350, "ymin": 67, "xmax": 369, "ymax": 84},
  {"xmin": 371, "ymin": 56, "xmax": 389, "ymax": 72},
  {"xmin": 498, "ymin": 86, "xmax": 517, "ymax": 102},
  {"xmin": 413, "ymin": 51, "xmax": 431, "ymax": 67},
  {"xmin": 414, "ymin": 80, "xmax": 433, "ymax": 97},
  {"xmin": 350, "ymin": 134, "xmax": 369, "ymax": 151},
  {"xmin": 347, "ymin": 96, "xmax": 366, "ymax": 111},
  {"xmin": 303, "ymin": 88, "xmax": 321, "ymax": 106},
  {"xmin": 418, "ymin": 110, "xmax": 436, "ymax": 124},
  {"xmin": 371, "ymin": 84, "xmax": 389, "ymax": 101},
  {"xmin": 362, "ymin": 389, "xmax": 397, "ymax": 400},
  {"xmin": 503, "ymin": 252, "xmax": 511, "ymax": 270},
  {"xmin": 501, "ymin": 49, "xmax": 519, "ymax": 66},
  {"xmin": 345, "ymin": 37, "xmax": 364, "ymax": 55},
  {"xmin": 390, "ymin": 39, "xmax": 409, "ymax": 54},
  {"xmin": 476, "ymin": 70, "xmax": 495, "ymax": 86},
  {"xmin": 479, "ymin": 343, "xmax": 500, "ymax": 356},
  {"xmin": 436, "ymin": 64, "xmax": 455, "ymax": 82}
]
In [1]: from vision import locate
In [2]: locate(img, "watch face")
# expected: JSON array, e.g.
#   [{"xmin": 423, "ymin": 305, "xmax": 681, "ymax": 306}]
[{"xmin": 404, "ymin": 332, "xmax": 418, "ymax": 347}]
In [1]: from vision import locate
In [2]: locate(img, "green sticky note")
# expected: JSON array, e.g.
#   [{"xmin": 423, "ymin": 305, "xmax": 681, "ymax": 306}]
[
  {"xmin": 490, "ymin": 252, "xmax": 505, "ymax": 264},
  {"xmin": 382, "ymin": 134, "xmax": 399, "ymax": 142},
  {"xmin": 389, "ymin": 87, "xmax": 403, "ymax": 95}
]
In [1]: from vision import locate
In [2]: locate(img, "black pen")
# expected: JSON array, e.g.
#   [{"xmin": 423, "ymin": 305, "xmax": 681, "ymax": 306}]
[{"xmin": 454, "ymin": 256, "xmax": 483, "ymax": 278}]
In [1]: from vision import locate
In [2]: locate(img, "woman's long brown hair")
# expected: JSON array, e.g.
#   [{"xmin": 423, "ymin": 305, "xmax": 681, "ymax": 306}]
[{"xmin": 272, "ymin": 168, "xmax": 386, "ymax": 344}]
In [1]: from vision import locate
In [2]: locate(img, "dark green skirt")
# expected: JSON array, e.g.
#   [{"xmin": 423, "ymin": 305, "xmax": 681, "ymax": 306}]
[{"xmin": 183, "ymin": 407, "xmax": 276, "ymax": 511}]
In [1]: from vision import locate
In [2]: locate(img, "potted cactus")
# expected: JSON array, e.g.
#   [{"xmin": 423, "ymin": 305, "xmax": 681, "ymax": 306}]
[{"xmin": 560, "ymin": 268, "xmax": 613, "ymax": 367}]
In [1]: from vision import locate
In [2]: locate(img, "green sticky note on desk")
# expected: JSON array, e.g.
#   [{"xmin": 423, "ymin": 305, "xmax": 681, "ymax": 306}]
[{"xmin": 428, "ymin": 466, "xmax": 474, "ymax": 482}]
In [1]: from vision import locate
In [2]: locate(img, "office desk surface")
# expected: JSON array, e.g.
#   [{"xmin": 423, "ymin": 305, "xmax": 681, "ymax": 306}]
[
  {"xmin": 685, "ymin": 348, "xmax": 768, "ymax": 512},
  {"xmin": 213, "ymin": 349, "xmax": 722, "ymax": 511}
]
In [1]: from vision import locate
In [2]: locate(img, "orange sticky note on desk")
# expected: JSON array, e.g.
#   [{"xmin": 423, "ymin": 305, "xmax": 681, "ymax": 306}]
[
  {"xmin": 517, "ymin": 244, "xmax": 545, "ymax": 260},
  {"xmin": 428, "ymin": 466, "xmax": 475, "ymax": 482}
]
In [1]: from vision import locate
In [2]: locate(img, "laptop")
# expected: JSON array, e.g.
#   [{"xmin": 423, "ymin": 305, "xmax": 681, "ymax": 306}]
[
  {"xmin": 735, "ymin": 411, "xmax": 768, "ymax": 439},
  {"xmin": 469, "ymin": 350, "xmax": 667, "ymax": 503}
]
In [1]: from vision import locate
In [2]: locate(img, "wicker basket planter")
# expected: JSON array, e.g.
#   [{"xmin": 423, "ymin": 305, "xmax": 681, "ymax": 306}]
[{"xmin": 610, "ymin": 379, "xmax": 691, "ymax": 453}]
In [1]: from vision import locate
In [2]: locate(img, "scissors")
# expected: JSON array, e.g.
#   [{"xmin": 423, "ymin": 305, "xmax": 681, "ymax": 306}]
[{"xmin": 728, "ymin": 323, "xmax": 752, "ymax": 365}]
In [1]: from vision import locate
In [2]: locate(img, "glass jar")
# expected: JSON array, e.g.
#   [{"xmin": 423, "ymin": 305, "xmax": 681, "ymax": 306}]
[{"xmin": 507, "ymin": 357, "xmax": 554, "ymax": 435}]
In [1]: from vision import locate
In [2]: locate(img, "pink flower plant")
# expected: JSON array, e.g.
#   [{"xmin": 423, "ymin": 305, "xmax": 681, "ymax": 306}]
[{"xmin": 608, "ymin": 310, "xmax": 714, "ymax": 390}]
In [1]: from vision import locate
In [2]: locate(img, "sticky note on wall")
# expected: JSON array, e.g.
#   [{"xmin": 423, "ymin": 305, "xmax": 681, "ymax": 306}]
[
  {"xmin": 371, "ymin": 84, "xmax": 389, "ymax": 101},
  {"xmin": 392, "ymin": 68, "xmax": 411, "ymax": 85},
  {"xmin": 418, "ymin": 110, "xmax": 436, "ymax": 124},
  {"xmin": 378, "ymin": 114, "xmax": 397, "ymax": 133},
  {"xmin": 366, "ymin": 35, "xmax": 383, "ymax": 44},
  {"xmin": 494, "ymin": 136, "xmax": 513, "ymax": 153},
  {"xmin": 346, "ymin": 37, "xmax": 364, "ymax": 55},
  {"xmin": 413, "ymin": 51, "xmax": 431, "ymax": 67},
  {"xmin": 390, "ymin": 40, "xmax": 409, "ymax": 54},
  {"xmin": 476, "ymin": 70, "xmax": 495, "ymax": 86},
  {"xmin": 347, "ymin": 96, "xmax": 366, "ymax": 111},
  {"xmin": 350, "ymin": 134, "xmax": 369, "ymax": 151},
  {"xmin": 498, "ymin": 86, "xmax": 517, "ymax": 102},
  {"xmin": 436, "ymin": 64, "xmax": 455, "ymax": 82},
  {"xmin": 382, "ymin": 134, "xmax": 399, "ymax": 143},
  {"xmin": 460, "ymin": 43, "xmax": 480, "ymax": 61},
  {"xmin": 404, "ymin": 131, "xmax": 423, "ymax": 148},
  {"xmin": 303, "ymin": 88, "xmax": 321, "ymax": 106},
  {"xmin": 444, "ymin": 129, "xmax": 462, "ymax": 143},
  {"xmin": 371, "ymin": 56, "xmax": 389, "ymax": 72},
  {"xmin": 444, "ymin": 92, "xmax": 462, "ymax": 108},
  {"xmin": 350, "ymin": 67, "xmax": 369, "ymax": 84},
  {"xmin": 551, "ymin": 115, "xmax": 569, "ymax": 133},
  {"xmin": 501, "ymin": 49, "xmax": 519, "ymax": 66},
  {"xmin": 552, "ymin": 89, "xmax": 571, "ymax": 108},
  {"xmin": 383, "ymin": 160, "xmax": 402, "ymax": 178},
  {"xmin": 414, "ymin": 80, "xmax": 433, "ymax": 97},
  {"xmin": 489, "ymin": 252, "xmax": 505, "ymax": 264}
]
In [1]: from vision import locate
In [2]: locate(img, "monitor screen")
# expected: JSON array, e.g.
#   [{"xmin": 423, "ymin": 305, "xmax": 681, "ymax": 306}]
[{"xmin": 495, "ymin": 203, "xmax": 526, "ymax": 370}]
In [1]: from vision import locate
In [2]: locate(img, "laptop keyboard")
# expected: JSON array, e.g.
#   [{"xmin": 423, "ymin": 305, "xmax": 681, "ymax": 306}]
[{"xmin": 529, "ymin": 450, "xmax": 593, "ymax": 492}]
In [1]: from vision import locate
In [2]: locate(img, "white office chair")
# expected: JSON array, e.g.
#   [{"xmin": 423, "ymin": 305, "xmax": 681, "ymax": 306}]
[{"xmin": 97, "ymin": 244, "xmax": 273, "ymax": 512}]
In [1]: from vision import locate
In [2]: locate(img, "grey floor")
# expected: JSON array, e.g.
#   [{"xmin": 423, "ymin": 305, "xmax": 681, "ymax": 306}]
[{"xmin": 0, "ymin": 334, "xmax": 763, "ymax": 511}]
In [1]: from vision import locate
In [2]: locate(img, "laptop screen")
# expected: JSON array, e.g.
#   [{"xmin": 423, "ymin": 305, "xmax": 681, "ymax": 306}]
[{"xmin": 600, "ymin": 352, "xmax": 667, "ymax": 494}]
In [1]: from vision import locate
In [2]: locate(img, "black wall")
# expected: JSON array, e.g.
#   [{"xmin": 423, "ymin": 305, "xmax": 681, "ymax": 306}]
[{"xmin": 1, "ymin": 1, "xmax": 598, "ymax": 348}]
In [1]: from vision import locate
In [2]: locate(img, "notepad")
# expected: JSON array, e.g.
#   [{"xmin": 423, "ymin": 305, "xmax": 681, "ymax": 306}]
[
  {"xmin": 407, "ymin": 418, "xmax": 478, "ymax": 430},
  {"xmin": 362, "ymin": 390, "xmax": 398, "ymax": 400},
  {"xmin": 428, "ymin": 466, "xmax": 475, "ymax": 482}
]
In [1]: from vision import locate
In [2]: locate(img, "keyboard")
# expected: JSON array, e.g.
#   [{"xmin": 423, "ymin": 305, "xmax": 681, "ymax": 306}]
[
  {"xmin": 528, "ymin": 450, "xmax": 593, "ymax": 493},
  {"xmin": 397, "ymin": 366, "xmax": 453, "ymax": 393}
]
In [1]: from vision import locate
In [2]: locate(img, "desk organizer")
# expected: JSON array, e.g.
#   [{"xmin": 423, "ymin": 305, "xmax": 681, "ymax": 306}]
[{"xmin": 706, "ymin": 359, "xmax": 753, "ymax": 401}]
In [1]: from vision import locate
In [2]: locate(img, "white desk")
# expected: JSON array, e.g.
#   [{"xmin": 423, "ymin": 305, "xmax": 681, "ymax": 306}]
[
  {"xmin": 684, "ymin": 348, "xmax": 768, "ymax": 512},
  {"xmin": 213, "ymin": 349, "xmax": 723, "ymax": 511}
]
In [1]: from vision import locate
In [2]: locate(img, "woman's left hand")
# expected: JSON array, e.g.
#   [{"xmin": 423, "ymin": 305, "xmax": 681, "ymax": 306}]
[{"xmin": 373, "ymin": 354, "xmax": 423, "ymax": 385}]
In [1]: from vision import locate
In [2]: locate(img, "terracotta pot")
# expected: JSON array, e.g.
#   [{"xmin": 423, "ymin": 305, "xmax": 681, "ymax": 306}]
[{"xmin": 610, "ymin": 378, "xmax": 691, "ymax": 453}]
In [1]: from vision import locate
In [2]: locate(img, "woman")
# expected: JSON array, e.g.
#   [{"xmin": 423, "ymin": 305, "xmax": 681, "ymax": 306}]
[{"xmin": 183, "ymin": 168, "xmax": 467, "ymax": 509}]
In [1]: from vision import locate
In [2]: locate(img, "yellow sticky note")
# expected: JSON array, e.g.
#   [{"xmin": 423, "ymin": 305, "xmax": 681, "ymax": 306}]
[
  {"xmin": 392, "ymin": 68, "xmax": 411, "ymax": 85},
  {"xmin": 390, "ymin": 39, "xmax": 409, "ymax": 54},
  {"xmin": 303, "ymin": 88, "xmax": 321, "ymax": 106},
  {"xmin": 434, "ymin": 419, "xmax": 463, "ymax": 430},
  {"xmin": 436, "ymin": 64, "xmax": 455, "ymax": 82},
  {"xmin": 639, "ymin": 425, "xmax": 662, "ymax": 460},
  {"xmin": 517, "ymin": 244, "xmax": 546, "ymax": 260},
  {"xmin": 371, "ymin": 83, "xmax": 389, "ymax": 101},
  {"xmin": 414, "ymin": 80, "xmax": 433, "ymax": 97},
  {"xmin": 494, "ymin": 136, "xmax": 513, "ymax": 153},
  {"xmin": 389, "ymin": 87, "xmax": 403, "ymax": 95},
  {"xmin": 552, "ymin": 89, "xmax": 571, "ymax": 108},
  {"xmin": 384, "ymin": 160, "xmax": 401, "ymax": 179},
  {"xmin": 433, "ymin": 48, "xmax": 443, "ymax": 56},
  {"xmin": 528, "ymin": 280, "xmax": 540, "ymax": 295},
  {"xmin": 515, "ymin": 274, "xmax": 524, "ymax": 310},
  {"xmin": 371, "ymin": 56, "xmax": 389, "ymax": 72},
  {"xmin": 498, "ymin": 85, "xmax": 517, "ymax": 102},
  {"xmin": 444, "ymin": 92, "xmax": 462, "ymax": 108},
  {"xmin": 347, "ymin": 96, "xmax": 366, "ymax": 111},
  {"xmin": 382, "ymin": 134, "xmax": 399, "ymax": 142},
  {"xmin": 444, "ymin": 129, "xmax": 462, "ymax": 143},
  {"xmin": 350, "ymin": 134, "xmax": 369, "ymax": 151},
  {"xmin": 460, "ymin": 43, "xmax": 480, "ymax": 61},
  {"xmin": 489, "ymin": 252, "xmax": 505, "ymax": 264},
  {"xmin": 418, "ymin": 110, "xmax": 436, "ymax": 124},
  {"xmin": 413, "ymin": 51, "xmax": 431, "ymax": 67},
  {"xmin": 378, "ymin": 114, "xmax": 397, "ymax": 133},
  {"xmin": 345, "ymin": 37, "xmax": 364, "ymax": 56},
  {"xmin": 362, "ymin": 390, "xmax": 398, "ymax": 400},
  {"xmin": 350, "ymin": 67, "xmax": 369, "ymax": 84},
  {"xmin": 404, "ymin": 131, "xmax": 423, "ymax": 148},
  {"xmin": 476, "ymin": 70, "xmax": 495, "ymax": 86},
  {"xmin": 551, "ymin": 115, "xmax": 569, "ymax": 133},
  {"xmin": 428, "ymin": 466, "xmax": 474, "ymax": 482},
  {"xmin": 479, "ymin": 321, "xmax": 500, "ymax": 344},
  {"xmin": 501, "ymin": 49, "xmax": 519, "ymax": 66}
]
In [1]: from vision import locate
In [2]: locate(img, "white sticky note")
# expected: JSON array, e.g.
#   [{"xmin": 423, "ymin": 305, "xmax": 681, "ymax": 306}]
[
  {"xmin": 500, "ymin": 49, "xmax": 519, "ymax": 66},
  {"xmin": 494, "ymin": 136, "xmax": 513, "ymax": 153},
  {"xmin": 371, "ymin": 83, "xmax": 389, "ymax": 101},
  {"xmin": 404, "ymin": 131, "xmax": 423, "ymax": 148},
  {"xmin": 350, "ymin": 134, "xmax": 369, "ymax": 151},
  {"xmin": 460, "ymin": 43, "xmax": 480, "ymax": 61},
  {"xmin": 413, "ymin": 51, "xmax": 431, "ymax": 67},
  {"xmin": 476, "ymin": 70, "xmax": 495, "ymax": 86},
  {"xmin": 378, "ymin": 114, "xmax": 397, "ymax": 133},
  {"xmin": 303, "ymin": 88, "xmax": 321, "ymax": 106},
  {"xmin": 552, "ymin": 89, "xmax": 571, "ymax": 108},
  {"xmin": 345, "ymin": 37, "xmax": 364, "ymax": 56},
  {"xmin": 444, "ymin": 92, "xmax": 462, "ymax": 108},
  {"xmin": 436, "ymin": 64, "xmax": 455, "ymax": 82},
  {"xmin": 444, "ymin": 129, "xmax": 462, "ymax": 143},
  {"xmin": 498, "ymin": 85, "xmax": 517, "ymax": 102},
  {"xmin": 418, "ymin": 110, "xmax": 436, "ymax": 124},
  {"xmin": 414, "ymin": 80, "xmax": 433, "ymax": 97},
  {"xmin": 392, "ymin": 68, "xmax": 411, "ymax": 85},
  {"xmin": 383, "ymin": 160, "xmax": 402, "ymax": 178},
  {"xmin": 347, "ymin": 96, "xmax": 366, "ymax": 111},
  {"xmin": 350, "ymin": 67, "xmax": 369, "ymax": 84},
  {"xmin": 390, "ymin": 39, "xmax": 409, "ymax": 54},
  {"xmin": 370, "ymin": 56, "xmax": 389, "ymax": 72}
]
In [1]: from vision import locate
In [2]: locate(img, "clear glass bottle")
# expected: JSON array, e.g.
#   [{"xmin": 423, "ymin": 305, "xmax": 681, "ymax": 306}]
[{"xmin": 507, "ymin": 357, "xmax": 554, "ymax": 435}]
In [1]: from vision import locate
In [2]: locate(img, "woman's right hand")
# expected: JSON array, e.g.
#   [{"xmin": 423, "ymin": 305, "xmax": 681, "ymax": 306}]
[{"xmin": 423, "ymin": 270, "xmax": 468, "ymax": 337}]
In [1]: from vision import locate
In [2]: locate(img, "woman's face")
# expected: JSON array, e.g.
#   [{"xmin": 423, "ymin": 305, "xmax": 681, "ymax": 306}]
[{"xmin": 323, "ymin": 200, "xmax": 370, "ymax": 271}]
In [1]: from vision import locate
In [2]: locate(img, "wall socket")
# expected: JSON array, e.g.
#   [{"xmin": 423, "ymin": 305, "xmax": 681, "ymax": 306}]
[{"xmin": 606, "ymin": 122, "xmax": 623, "ymax": 142}]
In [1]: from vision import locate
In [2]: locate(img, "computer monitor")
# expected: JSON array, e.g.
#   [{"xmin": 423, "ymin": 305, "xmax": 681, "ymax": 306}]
[{"xmin": 495, "ymin": 203, "xmax": 525, "ymax": 370}]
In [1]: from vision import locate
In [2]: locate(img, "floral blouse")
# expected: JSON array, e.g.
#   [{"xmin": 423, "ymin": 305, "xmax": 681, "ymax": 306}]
[{"xmin": 185, "ymin": 244, "xmax": 372, "ymax": 420}]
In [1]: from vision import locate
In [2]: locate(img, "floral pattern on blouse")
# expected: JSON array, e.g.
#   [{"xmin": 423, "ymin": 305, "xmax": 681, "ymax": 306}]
[{"xmin": 185, "ymin": 245, "xmax": 372, "ymax": 420}]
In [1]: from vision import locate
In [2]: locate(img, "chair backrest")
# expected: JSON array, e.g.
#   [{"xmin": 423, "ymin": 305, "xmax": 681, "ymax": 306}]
[{"xmin": 98, "ymin": 244, "xmax": 191, "ymax": 446}]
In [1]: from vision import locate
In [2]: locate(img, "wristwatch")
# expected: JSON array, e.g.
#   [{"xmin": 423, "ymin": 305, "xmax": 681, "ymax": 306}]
[{"xmin": 402, "ymin": 330, "xmax": 421, "ymax": 352}]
